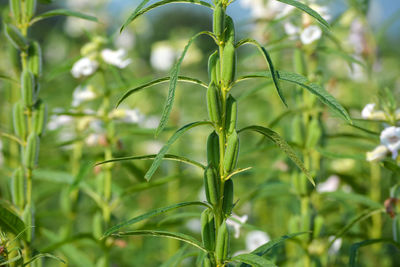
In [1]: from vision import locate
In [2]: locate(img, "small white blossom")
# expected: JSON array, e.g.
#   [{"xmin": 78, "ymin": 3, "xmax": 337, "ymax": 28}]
[
  {"xmin": 115, "ymin": 31, "xmax": 136, "ymax": 50},
  {"xmin": 109, "ymin": 108, "xmax": 144, "ymax": 124},
  {"xmin": 85, "ymin": 133, "xmax": 102, "ymax": 146},
  {"xmin": 72, "ymin": 85, "xmax": 97, "ymax": 107},
  {"xmin": 140, "ymin": 115, "xmax": 160, "ymax": 129},
  {"xmin": 47, "ymin": 115, "xmax": 73, "ymax": 130},
  {"xmin": 366, "ymin": 145, "xmax": 389, "ymax": 161},
  {"xmin": 71, "ymin": 57, "xmax": 99, "ymax": 78},
  {"xmin": 300, "ymin": 25, "xmax": 322, "ymax": 45},
  {"xmin": 328, "ymin": 236, "xmax": 342, "ymax": 255},
  {"xmin": 361, "ymin": 103, "xmax": 386, "ymax": 120},
  {"xmin": 227, "ymin": 214, "xmax": 248, "ymax": 239},
  {"xmin": 101, "ymin": 49, "xmax": 132, "ymax": 68},
  {"xmin": 64, "ymin": 17, "xmax": 97, "ymax": 38},
  {"xmin": 317, "ymin": 175, "xmax": 340, "ymax": 193},
  {"xmin": 348, "ymin": 19, "xmax": 366, "ymax": 55},
  {"xmin": 241, "ymin": 0, "xmax": 293, "ymax": 20},
  {"xmin": 185, "ymin": 219, "xmax": 201, "ymax": 233},
  {"xmin": 150, "ymin": 43, "xmax": 176, "ymax": 71},
  {"xmin": 246, "ymin": 230, "xmax": 270, "ymax": 251},
  {"xmin": 284, "ymin": 22, "xmax": 300, "ymax": 36},
  {"xmin": 380, "ymin": 127, "xmax": 400, "ymax": 158}
]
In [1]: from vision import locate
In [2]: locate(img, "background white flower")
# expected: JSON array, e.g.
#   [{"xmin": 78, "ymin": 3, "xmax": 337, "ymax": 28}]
[
  {"xmin": 185, "ymin": 218, "xmax": 201, "ymax": 233},
  {"xmin": 114, "ymin": 31, "xmax": 136, "ymax": 50},
  {"xmin": 101, "ymin": 49, "xmax": 132, "ymax": 68},
  {"xmin": 300, "ymin": 25, "xmax": 322, "ymax": 45},
  {"xmin": 47, "ymin": 115, "xmax": 73, "ymax": 131},
  {"xmin": 150, "ymin": 43, "xmax": 176, "ymax": 71},
  {"xmin": 380, "ymin": 126, "xmax": 400, "ymax": 158},
  {"xmin": 227, "ymin": 214, "xmax": 248, "ymax": 239},
  {"xmin": 109, "ymin": 108, "xmax": 144, "ymax": 124},
  {"xmin": 366, "ymin": 145, "xmax": 389, "ymax": 161},
  {"xmin": 328, "ymin": 236, "xmax": 342, "ymax": 255},
  {"xmin": 72, "ymin": 85, "xmax": 97, "ymax": 107},
  {"xmin": 71, "ymin": 57, "xmax": 99, "ymax": 78},
  {"xmin": 246, "ymin": 230, "xmax": 270, "ymax": 251},
  {"xmin": 361, "ymin": 103, "xmax": 386, "ymax": 120},
  {"xmin": 317, "ymin": 175, "xmax": 340, "ymax": 193}
]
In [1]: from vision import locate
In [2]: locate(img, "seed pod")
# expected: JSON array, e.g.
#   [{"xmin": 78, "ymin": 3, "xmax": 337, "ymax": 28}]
[
  {"xmin": 213, "ymin": 2, "xmax": 225, "ymax": 39},
  {"xmin": 26, "ymin": 0, "xmax": 36, "ymax": 19},
  {"xmin": 225, "ymin": 95, "xmax": 237, "ymax": 134},
  {"xmin": 10, "ymin": 0, "xmax": 21, "ymax": 22},
  {"xmin": 5, "ymin": 24, "xmax": 28, "ymax": 51},
  {"xmin": 207, "ymin": 131, "xmax": 220, "ymax": 167},
  {"xmin": 208, "ymin": 51, "xmax": 220, "ymax": 84},
  {"xmin": 222, "ymin": 179, "xmax": 234, "ymax": 216},
  {"xmin": 305, "ymin": 118, "xmax": 321, "ymax": 149},
  {"xmin": 23, "ymin": 204, "xmax": 34, "ymax": 242},
  {"xmin": 93, "ymin": 211, "xmax": 103, "ymax": 239},
  {"xmin": 11, "ymin": 167, "xmax": 25, "ymax": 209},
  {"xmin": 28, "ymin": 41, "xmax": 42, "ymax": 77},
  {"xmin": 13, "ymin": 102, "xmax": 26, "ymax": 139},
  {"xmin": 216, "ymin": 220, "xmax": 229, "ymax": 263},
  {"xmin": 21, "ymin": 70, "xmax": 35, "ymax": 107},
  {"xmin": 313, "ymin": 215, "xmax": 324, "ymax": 239},
  {"xmin": 207, "ymin": 82, "xmax": 222, "ymax": 125},
  {"xmin": 204, "ymin": 165, "xmax": 220, "ymax": 206},
  {"xmin": 33, "ymin": 100, "xmax": 47, "ymax": 136},
  {"xmin": 201, "ymin": 209, "xmax": 216, "ymax": 251},
  {"xmin": 24, "ymin": 133, "xmax": 40, "ymax": 169},
  {"xmin": 221, "ymin": 42, "xmax": 236, "ymax": 88},
  {"xmin": 224, "ymin": 15, "xmax": 235, "ymax": 43},
  {"xmin": 203, "ymin": 256, "xmax": 212, "ymax": 267},
  {"xmin": 223, "ymin": 131, "xmax": 239, "ymax": 173},
  {"xmin": 291, "ymin": 115, "xmax": 303, "ymax": 145}
]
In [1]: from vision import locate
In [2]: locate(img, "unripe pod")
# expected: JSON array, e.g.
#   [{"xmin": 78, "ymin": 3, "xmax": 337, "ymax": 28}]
[
  {"xmin": 305, "ymin": 118, "xmax": 321, "ymax": 149},
  {"xmin": 10, "ymin": 0, "xmax": 21, "ymax": 22},
  {"xmin": 24, "ymin": 133, "xmax": 40, "ymax": 169},
  {"xmin": 93, "ymin": 211, "xmax": 103, "ymax": 239},
  {"xmin": 23, "ymin": 204, "xmax": 34, "ymax": 242},
  {"xmin": 216, "ymin": 220, "xmax": 229, "ymax": 263},
  {"xmin": 221, "ymin": 42, "xmax": 236, "ymax": 88},
  {"xmin": 223, "ymin": 131, "xmax": 239, "ymax": 173},
  {"xmin": 21, "ymin": 70, "xmax": 35, "ymax": 107},
  {"xmin": 224, "ymin": 15, "xmax": 235, "ymax": 43},
  {"xmin": 204, "ymin": 166, "xmax": 220, "ymax": 206},
  {"xmin": 207, "ymin": 131, "xmax": 220, "ymax": 167},
  {"xmin": 28, "ymin": 41, "xmax": 42, "ymax": 77},
  {"xmin": 222, "ymin": 179, "xmax": 234, "ymax": 216},
  {"xmin": 291, "ymin": 115, "xmax": 303, "ymax": 145},
  {"xmin": 5, "ymin": 24, "xmax": 28, "ymax": 51},
  {"xmin": 13, "ymin": 102, "xmax": 26, "ymax": 139},
  {"xmin": 207, "ymin": 82, "xmax": 222, "ymax": 125},
  {"xmin": 11, "ymin": 167, "xmax": 25, "ymax": 209},
  {"xmin": 213, "ymin": 2, "xmax": 225, "ymax": 39},
  {"xmin": 208, "ymin": 51, "xmax": 220, "ymax": 84},
  {"xmin": 33, "ymin": 100, "xmax": 47, "ymax": 136},
  {"xmin": 203, "ymin": 256, "xmax": 212, "ymax": 267},
  {"xmin": 201, "ymin": 209, "xmax": 216, "ymax": 251},
  {"xmin": 26, "ymin": 0, "xmax": 37, "ymax": 19},
  {"xmin": 313, "ymin": 215, "xmax": 324, "ymax": 239},
  {"xmin": 225, "ymin": 95, "xmax": 237, "ymax": 134}
]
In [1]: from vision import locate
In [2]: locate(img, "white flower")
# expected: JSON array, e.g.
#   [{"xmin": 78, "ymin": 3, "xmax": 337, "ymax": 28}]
[
  {"xmin": 317, "ymin": 175, "xmax": 340, "ymax": 193},
  {"xmin": 101, "ymin": 49, "xmax": 132, "ymax": 68},
  {"xmin": 246, "ymin": 230, "xmax": 270, "ymax": 251},
  {"xmin": 227, "ymin": 214, "xmax": 248, "ymax": 239},
  {"xmin": 366, "ymin": 145, "xmax": 389, "ymax": 161},
  {"xmin": 115, "ymin": 31, "xmax": 136, "ymax": 50},
  {"xmin": 300, "ymin": 25, "xmax": 322, "ymax": 45},
  {"xmin": 71, "ymin": 57, "xmax": 99, "ymax": 78},
  {"xmin": 361, "ymin": 103, "xmax": 386, "ymax": 120},
  {"xmin": 140, "ymin": 115, "xmax": 160, "ymax": 129},
  {"xmin": 72, "ymin": 85, "xmax": 97, "ymax": 107},
  {"xmin": 241, "ymin": 0, "xmax": 293, "ymax": 20},
  {"xmin": 348, "ymin": 19, "xmax": 365, "ymax": 55},
  {"xmin": 109, "ymin": 108, "xmax": 144, "ymax": 124},
  {"xmin": 64, "ymin": 17, "xmax": 97, "ymax": 38},
  {"xmin": 185, "ymin": 219, "xmax": 201, "ymax": 233},
  {"xmin": 150, "ymin": 43, "xmax": 176, "ymax": 71},
  {"xmin": 47, "ymin": 115, "xmax": 73, "ymax": 130},
  {"xmin": 380, "ymin": 126, "xmax": 400, "ymax": 158},
  {"xmin": 310, "ymin": 4, "xmax": 332, "ymax": 21},
  {"xmin": 85, "ymin": 133, "xmax": 101, "ymax": 146},
  {"xmin": 328, "ymin": 236, "xmax": 342, "ymax": 255},
  {"xmin": 284, "ymin": 22, "xmax": 300, "ymax": 36}
]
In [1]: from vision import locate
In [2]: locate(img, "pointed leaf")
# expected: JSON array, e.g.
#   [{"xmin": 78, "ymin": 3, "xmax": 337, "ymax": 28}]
[
  {"xmin": 0, "ymin": 202, "xmax": 26, "ymax": 240},
  {"xmin": 146, "ymin": 121, "xmax": 212, "ymax": 181},
  {"xmin": 96, "ymin": 154, "xmax": 206, "ymax": 170},
  {"xmin": 104, "ymin": 201, "xmax": 210, "ymax": 236},
  {"xmin": 121, "ymin": 0, "xmax": 213, "ymax": 31},
  {"xmin": 30, "ymin": 9, "xmax": 97, "ymax": 24},
  {"xmin": 349, "ymin": 239, "xmax": 400, "ymax": 267},
  {"xmin": 239, "ymin": 125, "xmax": 314, "ymax": 186},
  {"xmin": 116, "ymin": 76, "xmax": 208, "ymax": 108},
  {"xmin": 231, "ymin": 254, "xmax": 276, "ymax": 267},
  {"xmin": 322, "ymin": 191, "xmax": 383, "ymax": 209},
  {"xmin": 23, "ymin": 253, "xmax": 66, "ymax": 266},
  {"xmin": 276, "ymin": 0, "xmax": 330, "ymax": 30}
]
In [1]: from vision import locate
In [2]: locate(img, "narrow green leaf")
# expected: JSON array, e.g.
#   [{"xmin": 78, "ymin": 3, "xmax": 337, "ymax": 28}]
[
  {"xmin": 236, "ymin": 39, "xmax": 287, "ymax": 107},
  {"xmin": 276, "ymin": 0, "xmax": 330, "ymax": 30},
  {"xmin": 120, "ymin": 0, "xmax": 213, "ymax": 32},
  {"xmin": 146, "ymin": 121, "xmax": 212, "ymax": 181},
  {"xmin": 30, "ymin": 9, "xmax": 98, "ymax": 25},
  {"xmin": 0, "ymin": 73, "xmax": 18, "ymax": 84},
  {"xmin": 33, "ymin": 169, "xmax": 74, "ymax": 184},
  {"xmin": 96, "ymin": 154, "xmax": 206, "ymax": 170},
  {"xmin": 104, "ymin": 201, "xmax": 211, "ymax": 236},
  {"xmin": 0, "ymin": 249, "xmax": 22, "ymax": 266},
  {"xmin": 41, "ymin": 233, "xmax": 97, "ymax": 253},
  {"xmin": 349, "ymin": 239, "xmax": 400, "ymax": 267},
  {"xmin": 0, "ymin": 202, "xmax": 26, "ymax": 240},
  {"xmin": 116, "ymin": 76, "xmax": 208, "ymax": 108},
  {"xmin": 239, "ymin": 125, "xmax": 315, "ymax": 186},
  {"xmin": 322, "ymin": 191, "xmax": 383, "ymax": 209},
  {"xmin": 123, "ymin": 174, "xmax": 180, "ymax": 196},
  {"xmin": 252, "ymin": 232, "xmax": 307, "ymax": 256},
  {"xmin": 23, "ymin": 253, "xmax": 66, "ymax": 266},
  {"xmin": 114, "ymin": 230, "xmax": 207, "ymax": 252},
  {"xmin": 231, "ymin": 253, "xmax": 276, "ymax": 267},
  {"xmin": 156, "ymin": 32, "xmax": 213, "ymax": 137}
]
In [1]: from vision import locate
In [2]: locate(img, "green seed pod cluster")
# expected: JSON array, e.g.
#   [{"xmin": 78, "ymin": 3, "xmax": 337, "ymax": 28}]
[
  {"xmin": 21, "ymin": 70, "xmax": 35, "ymax": 107},
  {"xmin": 213, "ymin": 2, "xmax": 225, "ymax": 39},
  {"xmin": 204, "ymin": 165, "xmax": 220, "ymax": 206},
  {"xmin": 5, "ymin": 24, "xmax": 29, "ymax": 51},
  {"xmin": 202, "ymin": 256, "xmax": 212, "ymax": 267},
  {"xmin": 23, "ymin": 204, "xmax": 34, "ymax": 242},
  {"xmin": 208, "ymin": 51, "xmax": 220, "ymax": 84},
  {"xmin": 225, "ymin": 95, "xmax": 237, "ymax": 134},
  {"xmin": 26, "ymin": 0, "xmax": 37, "ymax": 20},
  {"xmin": 28, "ymin": 41, "xmax": 42, "ymax": 78},
  {"xmin": 11, "ymin": 167, "xmax": 25, "ymax": 209},
  {"xmin": 33, "ymin": 100, "xmax": 47, "ymax": 136},
  {"xmin": 223, "ymin": 131, "xmax": 239, "ymax": 173},
  {"xmin": 24, "ymin": 133, "xmax": 40, "ymax": 169},
  {"xmin": 221, "ymin": 42, "xmax": 236, "ymax": 89},
  {"xmin": 13, "ymin": 102, "xmax": 26, "ymax": 139},
  {"xmin": 207, "ymin": 131, "xmax": 220, "ymax": 167},
  {"xmin": 201, "ymin": 209, "xmax": 216, "ymax": 251},
  {"xmin": 207, "ymin": 82, "xmax": 222, "ymax": 125},
  {"xmin": 216, "ymin": 220, "xmax": 229, "ymax": 263},
  {"xmin": 10, "ymin": 0, "xmax": 21, "ymax": 22},
  {"xmin": 224, "ymin": 15, "xmax": 235, "ymax": 43},
  {"xmin": 222, "ymin": 179, "xmax": 234, "ymax": 216}
]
